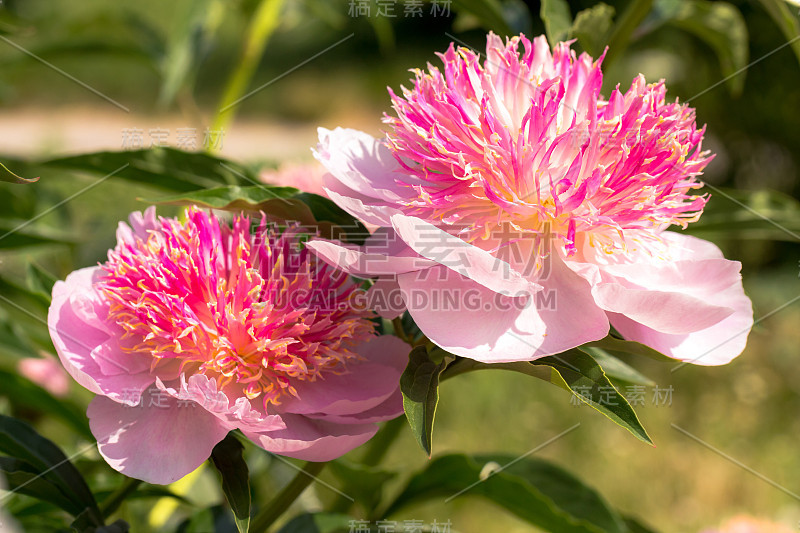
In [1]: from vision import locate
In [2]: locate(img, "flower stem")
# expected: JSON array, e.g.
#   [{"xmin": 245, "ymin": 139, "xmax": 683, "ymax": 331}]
[
  {"xmin": 99, "ymin": 477, "xmax": 142, "ymax": 518},
  {"xmin": 250, "ymin": 461, "xmax": 327, "ymax": 532}
]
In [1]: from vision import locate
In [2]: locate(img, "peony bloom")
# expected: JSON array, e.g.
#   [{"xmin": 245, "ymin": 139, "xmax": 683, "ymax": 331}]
[
  {"xmin": 307, "ymin": 33, "xmax": 753, "ymax": 365},
  {"xmin": 48, "ymin": 207, "xmax": 407, "ymax": 484}
]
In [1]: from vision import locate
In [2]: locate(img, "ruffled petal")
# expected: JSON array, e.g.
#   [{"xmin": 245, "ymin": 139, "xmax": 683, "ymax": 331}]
[
  {"xmin": 87, "ymin": 386, "xmax": 229, "ymax": 484},
  {"xmin": 279, "ymin": 335, "xmax": 408, "ymax": 416},
  {"xmin": 244, "ymin": 414, "xmax": 378, "ymax": 461}
]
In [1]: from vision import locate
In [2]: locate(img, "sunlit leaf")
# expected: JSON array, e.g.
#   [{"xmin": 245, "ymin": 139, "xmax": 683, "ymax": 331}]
[
  {"xmin": 540, "ymin": 0, "xmax": 572, "ymax": 43},
  {"xmin": 571, "ymin": 3, "xmax": 615, "ymax": 57},
  {"xmin": 400, "ymin": 345, "xmax": 453, "ymax": 456},
  {"xmin": 1, "ymin": 160, "xmax": 38, "ymax": 183}
]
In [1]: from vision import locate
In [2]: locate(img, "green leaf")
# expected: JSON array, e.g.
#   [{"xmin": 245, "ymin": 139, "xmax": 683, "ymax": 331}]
[
  {"xmin": 43, "ymin": 148, "xmax": 254, "ymax": 192},
  {"xmin": 540, "ymin": 0, "xmax": 572, "ymax": 43},
  {"xmin": 451, "ymin": 0, "xmax": 514, "ymax": 35},
  {"xmin": 384, "ymin": 454, "xmax": 626, "ymax": 533},
  {"xmin": 210, "ymin": 433, "xmax": 251, "ymax": 533},
  {"xmin": 443, "ymin": 350, "xmax": 653, "ymax": 444},
  {"xmin": 328, "ymin": 460, "xmax": 395, "ymax": 513},
  {"xmin": 0, "ymin": 457, "xmax": 85, "ymax": 516},
  {"xmin": 141, "ymin": 184, "xmax": 301, "ymax": 211},
  {"xmin": 276, "ymin": 513, "xmax": 352, "ymax": 533},
  {"xmin": 0, "ymin": 415, "xmax": 100, "ymax": 522},
  {"xmin": 666, "ymin": 0, "xmax": 749, "ymax": 96},
  {"xmin": 143, "ymin": 186, "xmax": 370, "ymax": 244},
  {"xmin": 571, "ymin": 3, "xmax": 615, "ymax": 57},
  {"xmin": 756, "ymin": 0, "xmax": 800, "ymax": 68},
  {"xmin": 0, "ymin": 368, "xmax": 92, "ymax": 440},
  {"xmin": 577, "ymin": 347, "xmax": 655, "ymax": 386},
  {"xmin": 400, "ymin": 346, "xmax": 453, "ymax": 457},
  {"xmin": 1, "ymin": 160, "xmax": 38, "ymax": 183}
]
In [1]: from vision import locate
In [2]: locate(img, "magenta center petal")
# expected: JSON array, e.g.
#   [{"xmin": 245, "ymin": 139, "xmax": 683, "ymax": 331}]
[{"xmin": 98, "ymin": 208, "xmax": 377, "ymax": 409}]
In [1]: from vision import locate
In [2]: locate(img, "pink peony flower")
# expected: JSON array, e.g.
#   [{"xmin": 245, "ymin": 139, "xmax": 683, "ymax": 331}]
[
  {"xmin": 18, "ymin": 353, "xmax": 70, "ymax": 397},
  {"xmin": 47, "ymin": 207, "xmax": 407, "ymax": 484},
  {"xmin": 307, "ymin": 33, "xmax": 753, "ymax": 365}
]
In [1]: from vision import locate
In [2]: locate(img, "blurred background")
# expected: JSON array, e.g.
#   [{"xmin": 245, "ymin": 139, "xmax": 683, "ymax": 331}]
[{"xmin": 1, "ymin": 0, "xmax": 800, "ymax": 531}]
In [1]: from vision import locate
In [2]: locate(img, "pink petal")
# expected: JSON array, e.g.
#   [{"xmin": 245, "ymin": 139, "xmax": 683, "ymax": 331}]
[
  {"xmin": 244, "ymin": 414, "xmax": 378, "ymax": 461},
  {"xmin": 609, "ymin": 285, "xmax": 753, "ymax": 366},
  {"xmin": 366, "ymin": 277, "xmax": 405, "ymax": 319},
  {"xmin": 314, "ymin": 127, "xmax": 409, "ymax": 203},
  {"xmin": 307, "ymin": 392, "xmax": 403, "ymax": 424},
  {"xmin": 156, "ymin": 374, "xmax": 286, "ymax": 433},
  {"xmin": 48, "ymin": 267, "xmax": 154, "ymax": 404},
  {"xmin": 397, "ymin": 259, "xmax": 609, "ymax": 362},
  {"xmin": 306, "ymin": 235, "xmax": 434, "ymax": 279},
  {"xmin": 390, "ymin": 214, "xmax": 541, "ymax": 295},
  {"xmin": 87, "ymin": 386, "xmax": 229, "ymax": 484},
  {"xmin": 279, "ymin": 335, "xmax": 408, "ymax": 416},
  {"xmin": 568, "ymin": 232, "xmax": 744, "ymax": 334}
]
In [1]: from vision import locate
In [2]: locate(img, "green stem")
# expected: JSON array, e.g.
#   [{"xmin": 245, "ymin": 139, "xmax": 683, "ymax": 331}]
[
  {"xmin": 99, "ymin": 477, "xmax": 142, "ymax": 518},
  {"xmin": 250, "ymin": 461, "xmax": 327, "ymax": 532},
  {"xmin": 208, "ymin": 0, "xmax": 285, "ymax": 149}
]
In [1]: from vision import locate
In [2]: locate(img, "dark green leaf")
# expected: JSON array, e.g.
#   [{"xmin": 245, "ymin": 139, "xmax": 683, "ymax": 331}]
[
  {"xmin": 43, "ymin": 148, "xmax": 254, "ymax": 192},
  {"xmin": 210, "ymin": 433, "xmax": 251, "ymax": 533},
  {"xmin": 540, "ymin": 0, "xmax": 572, "ymax": 43},
  {"xmin": 0, "ymin": 415, "xmax": 100, "ymax": 521},
  {"xmin": 0, "ymin": 457, "xmax": 84, "ymax": 516},
  {"xmin": 140, "ymin": 184, "xmax": 302, "ymax": 212},
  {"xmin": 1, "ymin": 160, "xmax": 38, "ymax": 183},
  {"xmin": 400, "ymin": 346, "xmax": 452, "ymax": 456},
  {"xmin": 571, "ymin": 3, "xmax": 615, "ymax": 56},
  {"xmin": 384, "ymin": 454, "xmax": 625, "ymax": 533},
  {"xmin": 276, "ymin": 513, "xmax": 352, "ymax": 533},
  {"xmin": 143, "ymin": 186, "xmax": 370, "ymax": 244}
]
